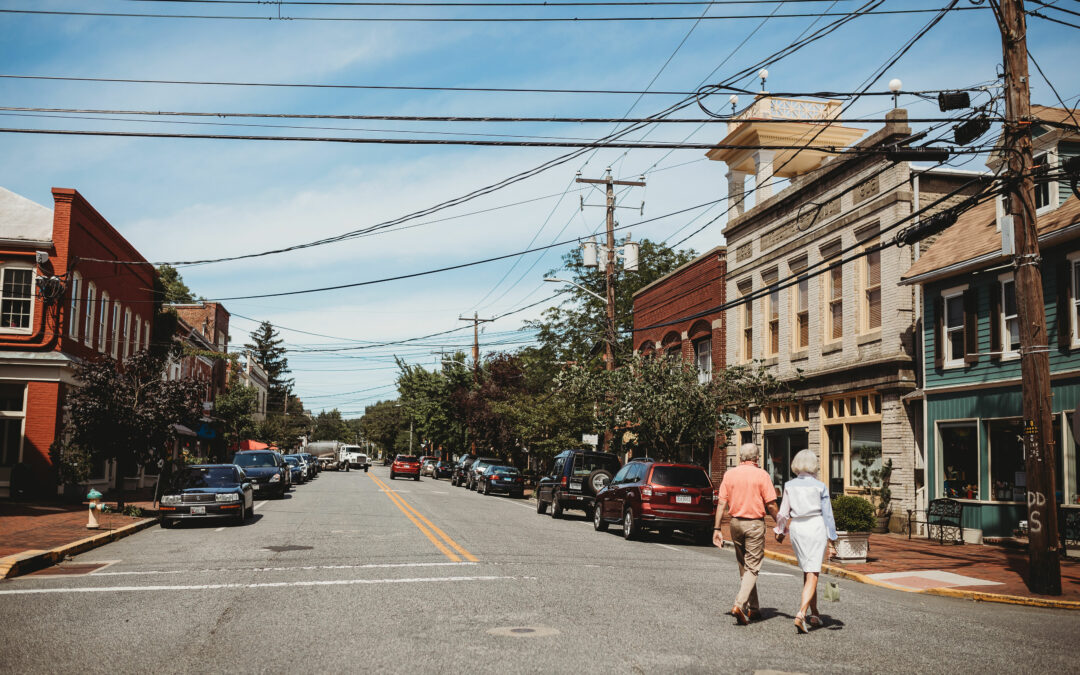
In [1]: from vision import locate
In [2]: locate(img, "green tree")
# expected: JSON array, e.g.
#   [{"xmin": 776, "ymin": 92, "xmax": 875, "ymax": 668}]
[
  {"xmin": 62, "ymin": 350, "xmax": 204, "ymax": 508},
  {"xmin": 527, "ymin": 238, "xmax": 696, "ymax": 368},
  {"xmin": 311, "ymin": 408, "xmax": 349, "ymax": 441},
  {"xmin": 397, "ymin": 355, "xmax": 471, "ymax": 454},
  {"xmin": 215, "ymin": 383, "xmax": 258, "ymax": 450},
  {"xmin": 359, "ymin": 400, "xmax": 409, "ymax": 456},
  {"xmin": 245, "ymin": 321, "xmax": 294, "ymax": 411},
  {"xmin": 156, "ymin": 264, "xmax": 195, "ymax": 304},
  {"xmin": 558, "ymin": 354, "xmax": 790, "ymax": 463}
]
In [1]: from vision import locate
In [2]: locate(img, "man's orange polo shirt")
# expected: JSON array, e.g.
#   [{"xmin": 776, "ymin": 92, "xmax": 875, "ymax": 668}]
[{"xmin": 718, "ymin": 461, "xmax": 777, "ymax": 519}]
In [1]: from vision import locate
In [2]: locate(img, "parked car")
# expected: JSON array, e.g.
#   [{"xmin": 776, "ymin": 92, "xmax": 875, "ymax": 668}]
[
  {"xmin": 535, "ymin": 449, "xmax": 620, "ymax": 518},
  {"xmin": 593, "ymin": 461, "xmax": 717, "ymax": 542},
  {"xmin": 299, "ymin": 453, "xmax": 319, "ymax": 478},
  {"xmin": 160, "ymin": 464, "xmax": 254, "ymax": 527},
  {"xmin": 451, "ymin": 455, "xmax": 476, "ymax": 487},
  {"xmin": 422, "ymin": 459, "xmax": 437, "ymax": 477},
  {"xmin": 466, "ymin": 457, "xmax": 501, "ymax": 490},
  {"xmin": 433, "ymin": 460, "xmax": 454, "ymax": 479},
  {"xmin": 283, "ymin": 455, "xmax": 306, "ymax": 484},
  {"xmin": 390, "ymin": 455, "xmax": 421, "ymax": 481},
  {"xmin": 478, "ymin": 465, "xmax": 525, "ymax": 498},
  {"xmin": 231, "ymin": 450, "xmax": 290, "ymax": 498}
]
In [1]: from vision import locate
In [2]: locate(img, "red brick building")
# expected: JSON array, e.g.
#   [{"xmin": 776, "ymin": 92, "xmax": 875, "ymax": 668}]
[
  {"xmin": 0, "ymin": 187, "xmax": 156, "ymax": 498},
  {"xmin": 631, "ymin": 245, "xmax": 728, "ymax": 481}
]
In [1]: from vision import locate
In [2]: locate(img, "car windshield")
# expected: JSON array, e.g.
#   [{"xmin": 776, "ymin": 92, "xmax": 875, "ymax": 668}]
[
  {"xmin": 285, "ymin": 457, "xmax": 299, "ymax": 466},
  {"xmin": 572, "ymin": 454, "xmax": 620, "ymax": 477},
  {"xmin": 650, "ymin": 466, "xmax": 711, "ymax": 488},
  {"xmin": 396, "ymin": 456, "xmax": 419, "ymax": 462},
  {"xmin": 232, "ymin": 452, "xmax": 276, "ymax": 468},
  {"xmin": 172, "ymin": 467, "xmax": 237, "ymax": 489}
]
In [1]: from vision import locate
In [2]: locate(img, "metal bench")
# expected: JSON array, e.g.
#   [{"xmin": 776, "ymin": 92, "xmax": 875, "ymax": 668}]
[{"xmin": 907, "ymin": 498, "xmax": 964, "ymax": 544}]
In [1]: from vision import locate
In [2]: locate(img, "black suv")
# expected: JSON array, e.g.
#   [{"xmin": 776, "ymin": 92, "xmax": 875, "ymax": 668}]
[
  {"xmin": 465, "ymin": 456, "xmax": 501, "ymax": 491},
  {"xmin": 535, "ymin": 449, "xmax": 620, "ymax": 518},
  {"xmin": 451, "ymin": 455, "xmax": 476, "ymax": 487}
]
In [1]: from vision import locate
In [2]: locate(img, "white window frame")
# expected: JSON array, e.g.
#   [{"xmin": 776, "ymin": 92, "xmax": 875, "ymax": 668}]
[
  {"xmin": 68, "ymin": 272, "xmax": 81, "ymax": 339},
  {"xmin": 861, "ymin": 245, "xmax": 882, "ymax": 334},
  {"xmin": 0, "ymin": 383, "xmax": 27, "ymax": 467},
  {"xmin": 1033, "ymin": 150, "xmax": 1057, "ymax": 215},
  {"xmin": 936, "ymin": 419, "xmax": 981, "ymax": 501},
  {"xmin": 1070, "ymin": 251, "xmax": 1080, "ymax": 349},
  {"xmin": 825, "ymin": 261, "xmax": 844, "ymax": 344},
  {"xmin": 0, "ymin": 264, "xmax": 36, "ymax": 335},
  {"xmin": 122, "ymin": 308, "xmax": 132, "ymax": 359},
  {"xmin": 99, "ymin": 293, "xmax": 109, "ymax": 354},
  {"xmin": 942, "ymin": 284, "xmax": 967, "ymax": 369},
  {"xmin": 737, "ymin": 281, "xmax": 754, "ymax": 363},
  {"xmin": 110, "ymin": 303, "xmax": 121, "ymax": 358},
  {"xmin": 792, "ymin": 275, "xmax": 810, "ymax": 352},
  {"xmin": 765, "ymin": 285, "xmax": 780, "ymax": 357},
  {"xmin": 998, "ymin": 272, "xmax": 1020, "ymax": 359},
  {"xmin": 84, "ymin": 283, "xmax": 96, "ymax": 347},
  {"xmin": 144, "ymin": 320, "xmax": 150, "ymax": 351},
  {"xmin": 134, "ymin": 318, "xmax": 142, "ymax": 355},
  {"xmin": 694, "ymin": 337, "xmax": 712, "ymax": 384}
]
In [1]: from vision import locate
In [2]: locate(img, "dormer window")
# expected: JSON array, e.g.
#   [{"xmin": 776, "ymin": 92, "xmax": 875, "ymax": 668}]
[{"xmin": 1033, "ymin": 152, "xmax": 1056, "ymax": 212}]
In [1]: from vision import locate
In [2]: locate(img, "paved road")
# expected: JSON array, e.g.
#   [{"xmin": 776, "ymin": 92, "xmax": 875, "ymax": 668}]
[{"xmin": 2, "ymin": 466, "xmax": 1077, "ymax": 673}]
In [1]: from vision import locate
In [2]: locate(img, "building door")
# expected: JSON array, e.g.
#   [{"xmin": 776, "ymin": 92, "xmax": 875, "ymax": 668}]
[
  {"xmin": 765, "ymin": 430, "xmax": 808, "ymax": 491},
  {"xmin": 827, "ymin": 425, "xmax": 844, "ymax": 497}
]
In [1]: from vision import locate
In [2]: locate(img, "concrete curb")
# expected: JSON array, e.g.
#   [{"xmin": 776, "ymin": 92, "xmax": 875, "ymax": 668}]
[
  {"xmin": 0, "ymin": 516, "xmax": 160, "ymax": 580},
  {"xmin": 759, "ymin": 547, "xmax": 1080, "ymax": 611}
]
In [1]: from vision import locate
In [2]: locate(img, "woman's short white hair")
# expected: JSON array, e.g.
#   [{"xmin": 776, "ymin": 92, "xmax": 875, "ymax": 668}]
[
  {"xmin": 790, "ymin": 449, "xmax": 820, "ymax": 476},
  {"xmin": 738, "ymin": 443, "xmax": 759, "ymax": 462}
]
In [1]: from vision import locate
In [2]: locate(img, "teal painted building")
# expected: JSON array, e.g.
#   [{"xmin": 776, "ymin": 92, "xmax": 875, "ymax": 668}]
[{"xmin": 901, "ymin": 106, "xmax": 1080, "ymax": 538}]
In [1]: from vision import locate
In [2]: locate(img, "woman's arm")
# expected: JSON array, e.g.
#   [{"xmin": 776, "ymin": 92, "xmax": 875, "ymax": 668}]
[
  {"xmin": 773, "ymin": 487, "xmax": 791, "ymax": 536},
  {"xmin": 821, "ymin": 483, "xmax": 838, "ymax": 540}
]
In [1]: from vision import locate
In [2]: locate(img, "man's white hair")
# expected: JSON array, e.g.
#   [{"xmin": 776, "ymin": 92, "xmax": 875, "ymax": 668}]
[
  {"xmin": 738, "ymin": 442, "xmax": 759, "ymax": 462},
  {"xmin": 791, "ymin": 449, "xmax": 820, "ymax": 477}
]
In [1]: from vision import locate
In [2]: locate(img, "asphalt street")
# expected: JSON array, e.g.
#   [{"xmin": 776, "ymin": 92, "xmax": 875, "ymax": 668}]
[{"xmin": 1, "ymin": 466, "xmax": 1077, "ymax": 674}]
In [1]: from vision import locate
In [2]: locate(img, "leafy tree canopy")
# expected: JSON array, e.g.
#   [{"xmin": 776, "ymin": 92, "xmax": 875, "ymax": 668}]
[
  {"xmin": 311, "ymin": 408, "xmax": 350, "ymax": 442},
  {"xmin": 215, "ymin": 383, "xmax": 258, "ymax": 449},
  {"xmin": 156, "ymin": 264, "xmax": 196, "ymax": 304},
  {"xmin": 245, "ymin": 321, "xmax": 294, "ymax": 406}
]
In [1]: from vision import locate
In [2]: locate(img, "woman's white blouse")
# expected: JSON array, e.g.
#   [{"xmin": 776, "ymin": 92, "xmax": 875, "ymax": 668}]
[{"xmin": 773, "ymin": 473, "xmax": 837, "ymax": 540}]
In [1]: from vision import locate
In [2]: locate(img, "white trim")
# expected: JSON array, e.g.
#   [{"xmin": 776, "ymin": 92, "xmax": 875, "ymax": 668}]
[
  {"xmin": 68, "ymin": 272, "xmax": 81, "ymax": 340},
  {"xmin": 1034, "ymin": 149, "xmax": 1058, "ymax": 215},
  {"xmin": 1069, "ymin": 251, "xmax": 1080, "ymax": 349},
  {"xmin": 110, "ymin": 302, "xmax": 121, "ymax": 358},
  {"xmin": 997, "ymin": 272, "xmax": 1020, "ymax": 360},
  {"xmin": 0, "ymin": 264, "xmax": 36, "ymax": 335},
  {"xmin": 98, "ymin": 292, "xmax": 109, "ymax": 354},
  {"xmin": 84, "ymin": 282, "xmax": 96, "ymax": 347},
  {"xmin": 941, "ymin": 284, "xmax": 967, "ymax": 369}
]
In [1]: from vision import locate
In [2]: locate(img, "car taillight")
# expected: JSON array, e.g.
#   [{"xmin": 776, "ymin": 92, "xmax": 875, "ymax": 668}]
[
  {"xmin": 561, "ymin": 476, "xmax": 568, "ymax": 487},
  {"xmin": 712, "ymin": 489, "xmax": 720, "ymax": 503},
  {"xmin": 641, "ymin": 486, "xmax": 652, "ymax": 501}
]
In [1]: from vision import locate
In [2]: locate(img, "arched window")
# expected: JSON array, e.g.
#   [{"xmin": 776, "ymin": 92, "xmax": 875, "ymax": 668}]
[
  {"xmin": 661, "ymin": 331, "xmax": 682, "ymax": 358},
  {"xmin": 638, "ymin": 341, "xmax": 655, "ymax": 358},
  {"xmin": 98, "ymin": 292, "xmax": 109, "ymax": 354},
  {"xmin": 123, "ymin": 308, "xmax": 132, "ymax": 358},
  {"xmin": 110, "ymin": 302, "xmax": 121, "ymax": 358},
  {"xmin": 69, "ymin": 273, "xmax": 81, "ymax": 339},
  {"xmin": 689, "ymin": 321, "xmax": 713, "ymax": 383}
]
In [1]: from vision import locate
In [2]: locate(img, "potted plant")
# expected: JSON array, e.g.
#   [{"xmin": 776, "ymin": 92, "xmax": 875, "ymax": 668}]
[
  {"xmin": 852, "ymin": 448, "xmax": 894, "ymax": 533},
  {"xmin": 831, "ymin": 494, "xmax": 876, "ymax": 563}
]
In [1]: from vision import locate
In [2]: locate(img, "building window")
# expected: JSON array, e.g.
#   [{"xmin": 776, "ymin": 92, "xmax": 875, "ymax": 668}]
[
  {"xmin": 794, "ymin": 276, "xmax": 809, "ymax": 351},
  {"xmin": 766, "ymin": 286, "xmax": 780, "ymax": 356},
  {"xmin": 122, "ymin": 308, "xmax": 132, "ymax": 359},
  {"xmin": 1001, "ymin": 277, "xmax": 1019, "ymax": 356},
  {"xmin": 0, "ymin": 267, "xmax": 34, "ymax": 331},
  {"xmin": 144, "ymin": 320, "xmax": 150, "ymax": 351},
  {"xmin": 134, "ymin": 319, "xmax": 142, "ymax": 354},
  {"xmin": 84, "ymin": 283, "xmax": 96, "ymax": 346},
  {"xmin": 863, "ymin": 248, "xmax": 881, "ymax": 332},
  {"xmin": 1071, "ymin": 256, "xmax": 1080, "ymax": 348},
  {"xmin": 0, "ymin": 383, "xmax": 25, "ymax": 467},
  {"xmin": 69, "ymin": 273, "xmax": 81, "ymax": 339},
  {"xmin": 695, "ymin": 338, "xmax": 712, "ymax": 384},
  {"xmin": 1033, "ymin": 153, "xmax": 1053, "ymax": 211},
  {"xmin": 111, "ymin": 303, "xmax": 121, "ymax": 358},
  {"xmin": 827, "ymin": 264, "xmax": 843, "ymax": 341},
  {"xmin": 849, "ymin": 423, "xmax": 882, "ymax": 485},
  {"xmin": 943, "ymin": 289, "xmax": 966, "ymax": 367},
  {"xmin": 940, "ymin": 422, "xmax": 978, "ymax": 499},
  {"xmin": 738, "ymin": 282, "xmax": 753, "ymax": 362},
  {"xmin": 99, "ymin": 293, "xmax": 109, "ymax": 354}
]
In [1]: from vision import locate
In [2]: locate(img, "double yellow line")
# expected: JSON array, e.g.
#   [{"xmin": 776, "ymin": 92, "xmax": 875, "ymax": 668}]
[{"xmin": 368, "ymin": 473, "xmax": 478, "ymax": 563}]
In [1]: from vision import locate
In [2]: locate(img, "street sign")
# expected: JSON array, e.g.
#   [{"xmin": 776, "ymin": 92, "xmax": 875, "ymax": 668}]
[
  {"xmin": 197, "ymin": 423, "xmax": 217, "ymax": 440},
  {"xmin": 582, "ymin": 434, "xmax": 598, "ymax": 446}
]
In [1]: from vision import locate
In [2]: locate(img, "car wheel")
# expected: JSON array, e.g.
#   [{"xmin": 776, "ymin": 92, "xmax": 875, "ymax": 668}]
[
  {"xmin": 536, "ymin": 494, "xmax": 548, "ymax": 514},
  {"xmin": 160, "ymin": 518, "xmax": 172, "ymax": 529},
  {"xmin": 623, "ymin": 509, "xmax": 639, "ymax": 540},
  {"xmin": 586, "ymin": 469, "xmax": 614, "ymax": 496},
  {"xmin": 550, "ymin": 493, "xmax": 563, "ymax": 519},
  {"xmin": 593, "ymin": 503, "xmax": 609, "ymax": 532},
  {"xmin": 483, "ymin": 482, "xmax": 490, "ymax": 495},
  {"xmin": 345, "ymin": 464, "xmax": 351, "ymax": 472},
  {"xmin": 390, "ymin": 472, "xmax": 396, "ymax": 480},
  {"xmin": 451, "ymin": 475, "xmax": 457, "ymax": 486},
  {"xmin": 414, "ymin": 474, "xmax": 420, "ymax": 481}
]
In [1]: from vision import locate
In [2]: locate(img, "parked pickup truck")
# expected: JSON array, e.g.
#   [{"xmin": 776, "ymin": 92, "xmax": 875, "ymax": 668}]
[{"xmin": 342, "ymin": 445, "xmax": 371, "ymax": 472}]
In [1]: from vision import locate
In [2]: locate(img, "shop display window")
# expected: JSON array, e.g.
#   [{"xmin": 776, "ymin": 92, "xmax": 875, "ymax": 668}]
[
  {"xmin": 849, "ymin": 423, "xmax": 882, "ymax": 484},
  {"xmin": 941, "ymin": 422, "xmax": 979, "ymax": 499}
]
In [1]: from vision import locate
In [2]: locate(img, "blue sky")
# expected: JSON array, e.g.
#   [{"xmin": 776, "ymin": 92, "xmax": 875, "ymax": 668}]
[{"xmin": 2, "ymin": 0, "xmax": 1078, "ymax": 416}]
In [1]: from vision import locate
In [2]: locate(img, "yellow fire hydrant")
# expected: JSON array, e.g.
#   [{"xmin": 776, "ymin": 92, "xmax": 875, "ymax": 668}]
[{"xmin": 87, "ymin": 489, "xmax": 105, "ymax": 529}]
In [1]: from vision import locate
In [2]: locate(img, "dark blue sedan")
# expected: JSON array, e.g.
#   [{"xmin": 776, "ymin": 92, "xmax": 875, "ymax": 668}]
[{"xmin": 159, "ymin": 465, "xmax": 254, "ymax": 527}]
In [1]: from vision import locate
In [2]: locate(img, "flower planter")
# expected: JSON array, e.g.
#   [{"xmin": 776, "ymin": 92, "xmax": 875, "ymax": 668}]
[{"xmin": 833, "ymin": 531, "xmax": 870, "ymax": 564}]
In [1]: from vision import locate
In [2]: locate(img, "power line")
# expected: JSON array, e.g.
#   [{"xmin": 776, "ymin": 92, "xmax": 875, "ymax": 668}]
[
  {"xmin": 126, "ymin": 0, "xmax": 859, "ymax": 6},
  {"xmin": 0, "ymin": 6, "xmax": 986, "ymax": 21}
]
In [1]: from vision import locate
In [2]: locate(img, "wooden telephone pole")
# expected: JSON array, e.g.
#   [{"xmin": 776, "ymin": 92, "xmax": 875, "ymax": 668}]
[
  {"xmin": 575, "ymin": 170, "xmax": 645, "ymax": 371},
  {"xmin": 1000, "ymin": 0, "xmax": 1061, "ymax": 594},
  {"xmin": 459, "ymin": 312, "xmax": 493, "ymax": 382}
]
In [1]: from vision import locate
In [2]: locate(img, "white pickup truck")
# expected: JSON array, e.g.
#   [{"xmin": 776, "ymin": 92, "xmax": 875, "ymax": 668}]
[{"xmin": 342, "ymin": 445, "xmax": 371, "ymax": 472}]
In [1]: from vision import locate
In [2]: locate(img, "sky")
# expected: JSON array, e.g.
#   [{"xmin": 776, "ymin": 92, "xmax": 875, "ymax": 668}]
[{"xmin": 1, "ymin": 0, "xmax": 1078, "ymax": 417}]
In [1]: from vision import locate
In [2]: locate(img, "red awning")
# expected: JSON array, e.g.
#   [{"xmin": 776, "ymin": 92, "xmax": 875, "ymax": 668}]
[{"xmin": 238, "ymin": 439, "xmax": 269, "ymax": 450}]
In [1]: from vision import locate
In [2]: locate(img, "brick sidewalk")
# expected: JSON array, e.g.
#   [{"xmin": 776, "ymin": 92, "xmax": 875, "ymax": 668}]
[
  {"xmin": 0, "ymin": 501, "xmax": 158, "ymax": 559},
  {"xmin": 718, "ymin": 514, "xmax": 1080, "ymax": 604}
]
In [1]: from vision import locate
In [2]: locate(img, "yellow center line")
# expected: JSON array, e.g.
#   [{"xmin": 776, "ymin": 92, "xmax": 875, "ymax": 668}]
[
  {"xmin": 369, "ymin": 473, "xmax": 478, "ymax": 563},
  {"xmin": 367, "ymin": 473, "xmax": 461, "ymax": 562}
]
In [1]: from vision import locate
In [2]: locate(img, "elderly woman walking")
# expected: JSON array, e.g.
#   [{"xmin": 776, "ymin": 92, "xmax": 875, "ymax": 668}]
[{"xmin": 773, "ymin": 449, "xmax": 837, "ymax": 633}]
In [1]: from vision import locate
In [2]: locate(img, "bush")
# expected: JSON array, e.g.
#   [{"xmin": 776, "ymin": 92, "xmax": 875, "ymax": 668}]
[{"xmin": 832, "ymin": 494, "xmax": 876, "ymax": 532}]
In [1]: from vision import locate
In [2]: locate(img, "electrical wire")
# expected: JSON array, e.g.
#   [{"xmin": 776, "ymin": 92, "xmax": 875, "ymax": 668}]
[{"xmin": 126, "ymin": 0, "xmax": 864, "ymax": 6}]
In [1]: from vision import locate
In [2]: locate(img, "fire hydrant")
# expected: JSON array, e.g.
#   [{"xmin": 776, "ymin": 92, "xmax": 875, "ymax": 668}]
[{"xmin": 87, "ymin": 489, "xmax": 105, "ymax": 529}]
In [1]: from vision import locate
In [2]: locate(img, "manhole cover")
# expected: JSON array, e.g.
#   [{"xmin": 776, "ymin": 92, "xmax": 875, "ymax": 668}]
[
  {"xmin": 486, "ymin": 626, "xmax": 560, "ymax": 638},
  {"xmin": 263, "ymin": 545, "xmax": 314, "ymax": 552}
]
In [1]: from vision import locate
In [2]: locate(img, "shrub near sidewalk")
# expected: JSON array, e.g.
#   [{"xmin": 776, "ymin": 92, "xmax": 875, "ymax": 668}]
[{"xmin": 831, "ymin": 494, "xmax": 875, "ymax": 563}]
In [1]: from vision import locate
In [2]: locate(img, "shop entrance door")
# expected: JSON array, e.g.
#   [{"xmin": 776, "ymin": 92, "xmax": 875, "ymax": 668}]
[
  {"xmin": 765, "ymin": 429, "xmax": 808, "ymax": 492},
  {"xmin": 827, "ymin": 425, "xmax": 844, "ymax": 496}
]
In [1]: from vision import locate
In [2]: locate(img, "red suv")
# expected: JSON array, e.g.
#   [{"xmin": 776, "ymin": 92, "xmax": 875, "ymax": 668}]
[
  {"xmin": 390, "ymin": 455, "xmax": 421, "ymax": 481},
  {"xmin": 593, "ymin": 461, "xmax": 717, "ymax": 543}
]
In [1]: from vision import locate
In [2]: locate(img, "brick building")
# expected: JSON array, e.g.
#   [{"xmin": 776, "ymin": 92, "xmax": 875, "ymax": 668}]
[
  {"xmin": 233, "ymin": 351, "xmax": 269, "ymax": 422},
  {"xmin": 715, "ymin": 101, "xmax": 986, "ymax": 529},
  {"xmin": 0, "ymin": 187, "xmax": 155, "ymax": 498},
  {"xmin": 167, "ymin": 302, "xmax": 231, "ymax": 459},
  {"xmin": 632, "ymin": 245, "xmax": 728, "ymax": 480}
]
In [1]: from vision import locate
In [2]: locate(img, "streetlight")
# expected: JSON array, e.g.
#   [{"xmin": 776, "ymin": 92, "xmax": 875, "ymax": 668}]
[
  {"xmin": 393, "ymin": 403, "xmax": 414, "ymax": 454},
  {"xmin": 545, "ymin": 277, "xmax": 608, "ymax": 304}
]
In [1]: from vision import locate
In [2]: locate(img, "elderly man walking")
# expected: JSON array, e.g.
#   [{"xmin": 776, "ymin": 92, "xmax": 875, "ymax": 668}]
[{"xmin": 712, "ymin": 442, "xmax": 779, "ymax": 625}]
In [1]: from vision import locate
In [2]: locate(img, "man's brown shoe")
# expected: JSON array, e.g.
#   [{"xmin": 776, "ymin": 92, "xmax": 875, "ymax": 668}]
[
  {"xmin": 731, "ymin": 606, "xmax": 749, "ymax": 626},
  {"xmin": 747, "ymin": 609, "xmax": 761, "ymax": 622}
]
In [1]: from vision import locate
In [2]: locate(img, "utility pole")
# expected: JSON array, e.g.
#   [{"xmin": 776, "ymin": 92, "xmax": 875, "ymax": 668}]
[
  {"xmin": 1000, "ymin": 0, "xmax": 1061, "ymax": 594},
  {"xmin": 576, "ymin": 169, "xmax": 645, "ymax": 371},
  {"xmin": 459, "ymin": 312, "xmax": 493, "ymax": 382}
]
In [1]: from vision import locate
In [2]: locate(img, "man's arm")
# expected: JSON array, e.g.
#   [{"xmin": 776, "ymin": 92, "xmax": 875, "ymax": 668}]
[
  {"xmin": 765, "ymin": 499, "xmax": 779, "ymax": 521},
  {"xmin": 712, "ymin": 499, "xmax": 728, "ymax": 548}
]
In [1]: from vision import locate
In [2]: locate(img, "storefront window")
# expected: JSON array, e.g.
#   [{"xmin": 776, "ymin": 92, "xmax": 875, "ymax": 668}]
[
  {"xmin": 1069, "ymin": 413, "xmax": 1080, "ymax": 505},
  {"xmin": 765, "ymin": 430, "xmax": 808, "ymax": 490},
  {"xmin": 849, "ymin": 423, "xmax": 882, "ymax": 484},
  {"xmin": 827, "ymin": 425, "xmax": 844, "ymax": 496},
  {"xmin": 988, "ymin": 419, "xmax": 1025, "ymax": 502},
  {"xmin": 941, "ymin": 422, "xmax": 978, "ymax": 499}
]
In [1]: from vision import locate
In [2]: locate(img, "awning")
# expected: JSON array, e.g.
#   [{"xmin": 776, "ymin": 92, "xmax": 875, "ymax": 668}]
[
  {"xmin": 238, "ymin": 439, "xmax": 269, "ymax": 450},
  {"xmin": 172, "ymin": 423, "xmax": 197, "ymax": 437}
]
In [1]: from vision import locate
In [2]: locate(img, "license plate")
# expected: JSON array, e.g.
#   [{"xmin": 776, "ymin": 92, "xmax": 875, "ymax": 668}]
[
  {"xmin": 191, "ymin": 506, "xmax": 206, "ymax": 514},
  {"xmin": 252, "ymin": 484, "xmax": 259, "ymax": 490},
  {"xmin": 570, "ymin": 481, "xmax": 582, "ymax": 490},
  {"xmin": 675, "ymin": 495, "xmax": 692, "ymax": 504}
]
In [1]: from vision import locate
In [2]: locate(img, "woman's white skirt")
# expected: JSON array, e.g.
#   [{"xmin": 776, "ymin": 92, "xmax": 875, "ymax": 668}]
[{"xmin": 788, "ymin": 514, "xmax": 827, "ymax": 573}]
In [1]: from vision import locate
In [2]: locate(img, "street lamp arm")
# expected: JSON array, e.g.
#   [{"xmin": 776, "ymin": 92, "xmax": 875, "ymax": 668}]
[{"xmin": 544, "ymin": 277, "xmax": 607, "ymax": 304}]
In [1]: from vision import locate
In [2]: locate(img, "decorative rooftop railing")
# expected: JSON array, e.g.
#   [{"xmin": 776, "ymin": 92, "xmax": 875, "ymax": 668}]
[{"xmin": 727, "ymin": 97, "xmax": 843, "ymax": 135}]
